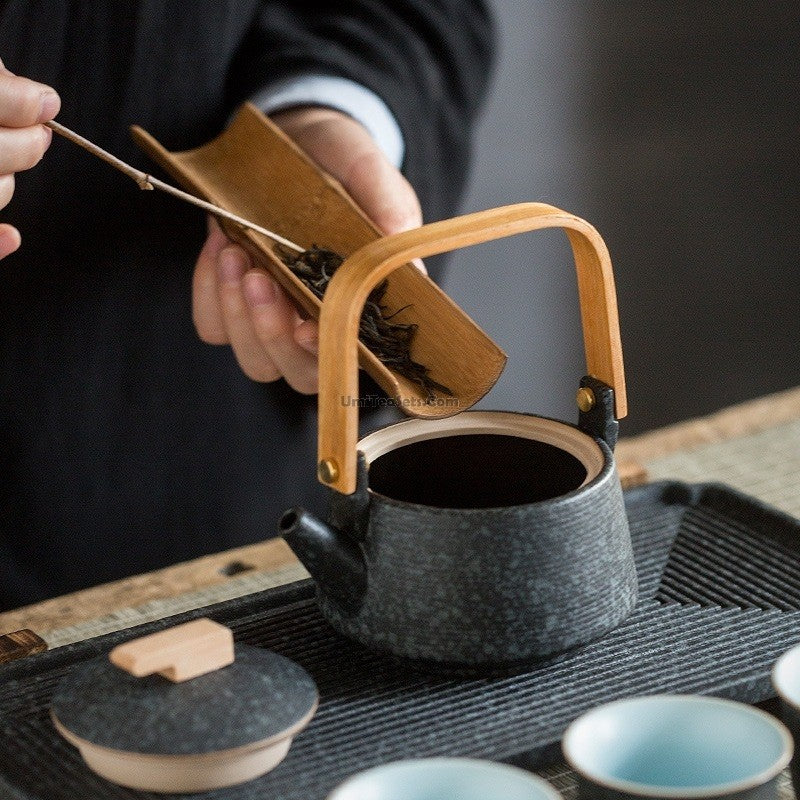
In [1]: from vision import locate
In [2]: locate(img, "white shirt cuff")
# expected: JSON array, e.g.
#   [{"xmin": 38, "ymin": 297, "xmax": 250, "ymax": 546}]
[{"xmin": 250, "ymin": 74, "xmax": 405, "ymax": 169}]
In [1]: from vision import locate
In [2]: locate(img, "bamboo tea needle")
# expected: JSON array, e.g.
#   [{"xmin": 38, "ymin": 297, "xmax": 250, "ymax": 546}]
[{"xmin": 45, "ymin": 120, "xmax": 304, "ymax": 253}]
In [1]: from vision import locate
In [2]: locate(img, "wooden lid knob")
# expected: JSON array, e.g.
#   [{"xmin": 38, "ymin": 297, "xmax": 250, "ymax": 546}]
[{"xmin": 109, "ymin": 618, "xmax": 234, "ymax": 683}]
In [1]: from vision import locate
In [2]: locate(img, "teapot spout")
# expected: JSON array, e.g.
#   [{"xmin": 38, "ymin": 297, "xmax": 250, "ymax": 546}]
[{"xmin": 279, "ymin": 507, "xmax": 367, "ymax": 614}]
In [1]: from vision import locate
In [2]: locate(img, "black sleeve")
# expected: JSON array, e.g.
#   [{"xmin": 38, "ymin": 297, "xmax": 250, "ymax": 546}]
[{"xmin": 227, "ymin": 0, "xmax": 497, "ymax": 225}]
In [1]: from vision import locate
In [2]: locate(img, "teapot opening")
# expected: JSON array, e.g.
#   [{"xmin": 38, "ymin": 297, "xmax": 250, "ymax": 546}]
[{"xmin": 359, "ymin": 412, "xmax": 605, "ymax": 510}]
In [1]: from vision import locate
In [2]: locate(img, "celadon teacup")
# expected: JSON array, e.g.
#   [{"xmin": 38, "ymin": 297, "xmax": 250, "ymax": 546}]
[
  {"xmin": 327, "ymin": 758, "xmax": 562, "ymax": 800},
  {"xmin": 562, "ymin": 695, "xmax": 792, "ymax": 800}
]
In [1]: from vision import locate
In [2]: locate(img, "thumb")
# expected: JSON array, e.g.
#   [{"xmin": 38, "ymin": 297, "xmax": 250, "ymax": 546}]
[
  {"xmin": 333, "ymin": 142, "xmax": 426, "ymax": 273},
  {"xmin": 270, "ymin": 106, "xmax": 424, "ymax": 238},
  {"xmin": 271, "ymin": 106, "xmax": 426, "ymax": 272},
  {"xmin": 344, "ymin": 147, "xmax": 422, "ymax": 236}
]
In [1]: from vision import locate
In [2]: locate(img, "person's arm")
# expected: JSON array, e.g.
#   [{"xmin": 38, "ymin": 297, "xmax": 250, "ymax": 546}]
[
  {"xmin": 192, "ymin": 1, "xmax": 495, "ymax": 393},
  {"xmin": 0, "ymin": 59, "xmax": 60, "ymax": 259}
]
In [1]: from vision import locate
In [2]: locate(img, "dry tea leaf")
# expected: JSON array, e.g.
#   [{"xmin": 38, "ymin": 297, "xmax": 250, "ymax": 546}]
[{"xmin": 274, "ymin": 245, "xmax": 452, "ymax": 400}]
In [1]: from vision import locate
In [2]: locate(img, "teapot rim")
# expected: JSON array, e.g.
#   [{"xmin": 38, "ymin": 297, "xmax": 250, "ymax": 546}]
[
  {"xmin": 357, "ymin": 409, "xmax": 613, "ymax": 513},
  {"xmin": 359, "ymin": 410, "xmax": 604, "ymax": 480}
]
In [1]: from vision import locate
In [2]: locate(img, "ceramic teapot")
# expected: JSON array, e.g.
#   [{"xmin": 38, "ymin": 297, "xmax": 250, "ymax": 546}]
[{"xmin": 280, "ymin": 203, "xmax": 638, "ymax": 667}]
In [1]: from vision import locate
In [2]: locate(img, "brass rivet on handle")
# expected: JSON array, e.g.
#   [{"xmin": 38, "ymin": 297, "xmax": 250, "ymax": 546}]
[
  {"xmin": 318, "ymin": 458, "xmax": 339, "ymax": 483},
  {"xmin": 576, "ymin": 387, "xmax": 596, "ymax": 413}
]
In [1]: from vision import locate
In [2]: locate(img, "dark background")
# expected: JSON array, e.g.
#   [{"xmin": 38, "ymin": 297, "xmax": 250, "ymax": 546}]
[{"xmin": 444, "ymin": 1, "xmax": 799, "ymax": 435}]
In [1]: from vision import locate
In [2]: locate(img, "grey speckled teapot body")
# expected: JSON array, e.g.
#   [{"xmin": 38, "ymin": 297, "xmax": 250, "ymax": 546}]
[{"xmin": 280, "ymin": 382, "xmax": 638, "ymax": 668}]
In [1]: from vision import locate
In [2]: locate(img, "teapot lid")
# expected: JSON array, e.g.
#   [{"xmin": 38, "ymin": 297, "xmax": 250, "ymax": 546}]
[{"xmin": 51, "ymin": 641, "xmax": 318, "ymax": 755}]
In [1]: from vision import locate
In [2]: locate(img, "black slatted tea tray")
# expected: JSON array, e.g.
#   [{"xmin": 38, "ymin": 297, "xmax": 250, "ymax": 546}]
[{"xmin": 2, "ymin": 481, "xmax": 800, "ymax": 800}]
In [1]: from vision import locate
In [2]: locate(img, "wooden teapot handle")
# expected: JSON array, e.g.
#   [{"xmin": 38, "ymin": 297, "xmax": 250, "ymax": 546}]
[{"xmin": 318, "ymin": 202, "xmax": 626, "ymax": 494}]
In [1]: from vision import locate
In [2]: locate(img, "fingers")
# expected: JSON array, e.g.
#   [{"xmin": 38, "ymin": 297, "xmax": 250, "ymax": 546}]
[
  {"xmin": 241, "ymin": 271, "xmax": 318, "ymax": 394},
  {"xmin": 293, "ymin": 318, "xmax": 319, "ymax": 354},
  {"xmin": 0, "ymin": 69, "xmax": 60, "ymax": 127},
  {"xmin": 192, "ymin": 217, "xmax": 230, "ymax": 344},
  {"xmin": 0, "ymin": 173, "xmax": 14, "ymax": 210},
  {"xmin": 215, "ymin": 246, "xmax": 283, "ymax": 383},
  {"xmin": 217, "ymin": 254, "xmax": 318, "ymax": 392},
  {"xmin": 192, "ymin": 218, "xmax": 319, "ymax": 392},
  {"xmin": 0, "ymin": 174, "xmax": 17, "ymax": 259},
  {"xmin": 0, "ymin": 223, "xmax": 20, "ymax": 259},
  {"xmin": 0, "ymin": 123, "xmax": 52, "ymax": 173},
  {"xmin": 0, "ymin": 70, "xmax": 59, "ymax": 260}
]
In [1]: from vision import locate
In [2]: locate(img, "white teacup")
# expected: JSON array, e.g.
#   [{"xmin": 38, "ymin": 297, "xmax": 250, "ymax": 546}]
[
  {"xmin": 327, "ymin": 758, "xmax": 562, "ymax": 800},
  {"xmin": 772, "ymin": 643, "xmax": 800, "ymax": 794},
  {"xmin": 562, "ymin": 695, "xmax": 792, "ymax": 799}
]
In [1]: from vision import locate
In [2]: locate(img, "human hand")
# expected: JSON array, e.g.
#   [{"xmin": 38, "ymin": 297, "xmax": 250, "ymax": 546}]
[
  {"xmin": 0, "ymin": 58, "xmax": 60, "ymax": 259},
  {"xmin": 192, "ymin": 106, "xmax": 423, "ymax": 394}
]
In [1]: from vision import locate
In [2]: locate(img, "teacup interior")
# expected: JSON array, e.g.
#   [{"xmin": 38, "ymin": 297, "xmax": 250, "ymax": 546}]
[
  {"xmin": 359, "ymin": 412, "xmax": 604, "ymax": 509},
  {"xmin": 328, "ymin": 758, "xmax": 560, "ymax": 800},
  {"xmin": 564, "ymin": 696, "xmax": 790, "ymax": 793}
]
